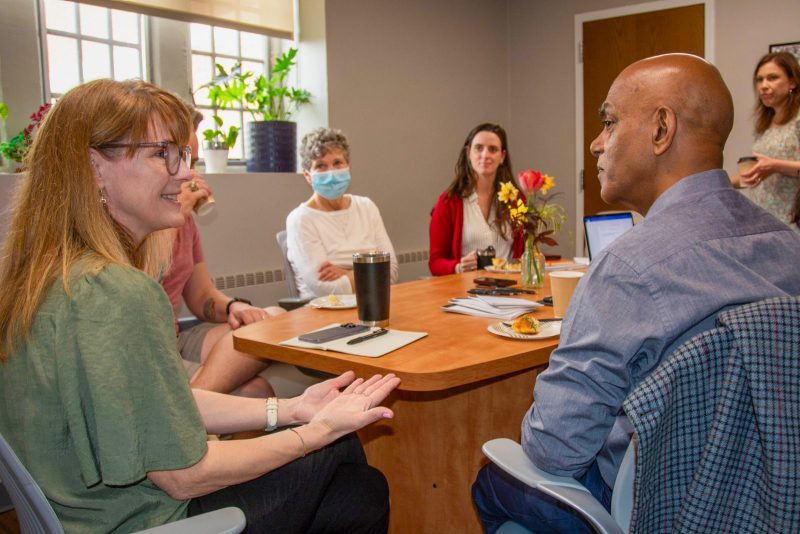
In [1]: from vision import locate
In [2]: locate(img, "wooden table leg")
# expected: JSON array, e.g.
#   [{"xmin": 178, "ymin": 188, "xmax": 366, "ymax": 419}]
[{"xmin": 358, "ymin": 367, "xmax": 542, "ymax": 533}]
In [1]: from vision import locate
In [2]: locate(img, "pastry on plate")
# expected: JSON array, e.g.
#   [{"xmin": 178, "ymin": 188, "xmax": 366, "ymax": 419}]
[
  {"xmin": 491, "ymin": 258, "xmax": 507, "ymax": 269},
  {"xmin": 511, "ymin": 313, "xmax": 541, "ymax": 334}
]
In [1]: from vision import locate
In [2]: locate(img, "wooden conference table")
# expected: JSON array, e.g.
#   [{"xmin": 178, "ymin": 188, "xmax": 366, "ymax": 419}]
[{"xmin": 233, "ymin": 272, "xmax": 562, "ymax": 533}]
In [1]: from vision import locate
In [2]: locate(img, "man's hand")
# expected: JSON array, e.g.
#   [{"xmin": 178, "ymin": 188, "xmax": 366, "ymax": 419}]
[{"xmin": 227, "ymin": 302, "xmax": 269, "ymax": 329}]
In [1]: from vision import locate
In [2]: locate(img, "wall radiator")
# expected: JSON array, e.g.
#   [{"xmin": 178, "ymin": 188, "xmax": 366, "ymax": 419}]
[{"xmin": 213, "ymin": 250, "xmax": 429, "ymax": 291}]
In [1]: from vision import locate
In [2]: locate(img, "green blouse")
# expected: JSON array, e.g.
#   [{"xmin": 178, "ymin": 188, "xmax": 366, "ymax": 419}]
[{"xmin": 0, "ymin": 261, "xmax": 208, "ymax": 532}]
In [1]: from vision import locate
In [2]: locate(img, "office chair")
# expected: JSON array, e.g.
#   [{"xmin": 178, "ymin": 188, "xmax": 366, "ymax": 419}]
[
  {"xmin": 0, "ymin": 431, "xmax": 246, "ymax": 534},
  {"xmin": 276, "ymin": 230, "xmax": 310, "ymax": 311},
  {"xmin": 482, "ymin": 296, "xmax": 800, "ymax": 533},
  {"xmin": 482, "ymin": 438, "xmax": 634, "ymax": 534}
]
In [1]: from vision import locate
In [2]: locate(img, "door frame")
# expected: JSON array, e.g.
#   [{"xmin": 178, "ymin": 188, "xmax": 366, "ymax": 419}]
[{"xmin": 573, "ymin": 0, "xmax": 715, "ymax": 257}]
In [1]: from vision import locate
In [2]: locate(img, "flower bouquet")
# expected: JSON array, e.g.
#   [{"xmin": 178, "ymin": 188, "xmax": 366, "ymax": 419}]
[{"xmin": 498, "ymin": 169, "xmax": 565, "ymax": 287}]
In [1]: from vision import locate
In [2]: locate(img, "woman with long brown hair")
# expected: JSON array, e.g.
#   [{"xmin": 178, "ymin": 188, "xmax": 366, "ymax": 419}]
[
  {"xmin": 733, "ymin": 51, "xmax": 800, "ymax": 225},
  {"xmin": 0, "ymin": 78, "xmax": 398, "ymax": 532},
  {"xmin": 428, "ymin": 123, "xmax": 524, "ymax": 276}
]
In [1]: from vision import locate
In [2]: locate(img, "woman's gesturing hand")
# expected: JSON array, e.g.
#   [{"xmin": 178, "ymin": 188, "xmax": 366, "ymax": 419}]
[{"xmin": 310, "ymin": 373, "xmax": 400, "ymax": 437}]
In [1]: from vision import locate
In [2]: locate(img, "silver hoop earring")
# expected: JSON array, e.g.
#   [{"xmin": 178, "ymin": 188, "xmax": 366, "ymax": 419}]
[{"xmin": 99, "ymin": 188, "xmax": 108, "ymax": 205}]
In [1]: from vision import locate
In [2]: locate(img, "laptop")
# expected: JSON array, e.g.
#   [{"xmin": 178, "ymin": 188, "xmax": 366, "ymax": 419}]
[{"xmin": 583, "ymin": 212, "xmax": 635, "ymax": 261}]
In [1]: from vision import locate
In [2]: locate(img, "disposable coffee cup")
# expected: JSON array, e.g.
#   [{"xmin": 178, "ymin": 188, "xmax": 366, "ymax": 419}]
[
  {"xmin": 549, "ymin": 270, "xmax": 584, "ymax": 319},
  {"xmin": 737, "ymin": 157, "xmax": 757, "ymax": 187},
  {"xmin": 194, "ymin": 193, "xmax": 216, "ymax": 216},
  {"xmin": 353, "ymin": 251, "xmax": 391, "ymax": 327}
]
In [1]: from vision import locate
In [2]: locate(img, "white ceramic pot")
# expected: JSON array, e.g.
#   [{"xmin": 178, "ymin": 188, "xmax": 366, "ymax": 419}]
[{"xmin": 203, "ymin": 149, "xmax": 228, "ymax": 173}]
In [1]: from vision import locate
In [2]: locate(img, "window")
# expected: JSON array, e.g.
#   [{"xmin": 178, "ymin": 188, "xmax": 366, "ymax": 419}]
[
  {"xmin": 191, "ymin": 24, "xmax": 289, "ymax": 161},
  {"xmin": 40, "ymin": 0, "xmax": 147, "ymax": 101}
]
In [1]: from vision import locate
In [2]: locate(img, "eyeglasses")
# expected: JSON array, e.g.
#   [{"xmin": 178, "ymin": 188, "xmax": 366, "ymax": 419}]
[{"xmin": 97, "ymin": 141, "xmax": 192, "ymax": 176}]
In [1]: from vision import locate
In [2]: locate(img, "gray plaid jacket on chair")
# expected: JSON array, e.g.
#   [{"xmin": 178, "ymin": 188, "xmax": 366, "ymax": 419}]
[{"xmin": 623, "ymin": 296, "xmax": 800, "ymax": 534}]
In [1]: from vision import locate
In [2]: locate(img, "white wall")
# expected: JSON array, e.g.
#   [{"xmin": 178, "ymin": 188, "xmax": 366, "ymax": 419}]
[{"xmin": 324, "ymin": 0, "xmax": 511, "ymax": 254}]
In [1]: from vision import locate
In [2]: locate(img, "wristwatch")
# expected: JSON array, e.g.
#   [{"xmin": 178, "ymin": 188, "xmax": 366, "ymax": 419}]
[
  {"xmin": 265, "ymin": 397, "xmax": 278, "ymax": 432},
  {"xmin": 226, "ymin": 297, "xmax": 252, "ymax": 315}
]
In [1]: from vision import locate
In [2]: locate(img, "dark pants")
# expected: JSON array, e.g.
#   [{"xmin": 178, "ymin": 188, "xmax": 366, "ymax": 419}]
[
  {"xmin": 472, "ymin": 460, "xmax": 612, "ymax": 534},
  {"xmin": 189, "ymin": 433, "xmax": 389, "ymax": 534}
]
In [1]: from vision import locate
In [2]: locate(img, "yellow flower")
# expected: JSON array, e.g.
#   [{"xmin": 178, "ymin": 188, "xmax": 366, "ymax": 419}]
[
  {"xmin": 498, "ymin": 182, "xmax": 519, "ymax": 203},
  {"xmin": 540, "ymin": 174, "xmax": 555, "ymax": 194}
]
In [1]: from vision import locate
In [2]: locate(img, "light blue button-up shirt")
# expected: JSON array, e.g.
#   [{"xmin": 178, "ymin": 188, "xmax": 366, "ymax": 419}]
[{"xmin": 523, "ymin": 169, "xmax": 800, "ymax": 486}]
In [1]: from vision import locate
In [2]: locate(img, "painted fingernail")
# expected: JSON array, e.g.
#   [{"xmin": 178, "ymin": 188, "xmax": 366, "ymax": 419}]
[{"xmin": 382, "ymin": 412, "xmax": 393, "ymax": 419}]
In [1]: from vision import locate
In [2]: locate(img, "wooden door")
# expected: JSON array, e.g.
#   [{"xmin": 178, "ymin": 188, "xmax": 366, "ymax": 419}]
[{"xmin": 582, "ymin": 4, "xmax": 704, "ymax": 216}]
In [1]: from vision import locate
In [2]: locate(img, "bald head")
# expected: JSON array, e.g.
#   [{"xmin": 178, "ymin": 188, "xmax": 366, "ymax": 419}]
[
  {"xmin": 620, "ymin": 53, "xmax": 733, "ymax": 155},
  {"xmin": 590, "ymin": 53, "xmax": 733, "ymax": 214}
]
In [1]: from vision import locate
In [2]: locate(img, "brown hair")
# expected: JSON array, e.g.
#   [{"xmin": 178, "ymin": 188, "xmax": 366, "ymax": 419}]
[
  {"xmin": 753, "ymin": 52, "xmax": 800, "ymax": 134},
  {"xmin": 0, "ymin": 79, "xmax": 191, "ymax": 361},
  {"xmin": 446, "ymin": 123, "xmax": 516, "ymax": 239}
]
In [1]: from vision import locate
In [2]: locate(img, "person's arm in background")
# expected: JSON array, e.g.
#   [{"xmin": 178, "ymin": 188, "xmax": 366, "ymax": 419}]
[
  {"xmin": 428, "ymin": 193, "xmax": 460, "ymax": 275},
  {"xmin": 286, "ymin": 209, "xmax": 352, "ymax": 298},
  {"xmin": 739, "ymin": 152, "xmax": 800, "ymax": 187},
  {"xmin": 366, "ymin": 198, "xmax": 399, "ymax": 283},
  {"xmin": 178, "ymin": 179, "xmax": 266, "ymax": 329}
]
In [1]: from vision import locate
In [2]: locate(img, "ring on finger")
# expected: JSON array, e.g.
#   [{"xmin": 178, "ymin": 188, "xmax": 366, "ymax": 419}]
[{"xmin": 189, "ymin": 181, "xmax": 199, "ymax": 192}]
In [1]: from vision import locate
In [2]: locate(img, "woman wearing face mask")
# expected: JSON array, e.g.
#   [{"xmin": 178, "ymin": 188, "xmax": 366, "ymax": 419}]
[
  {"xmin": 428, "ymin": 123, "xmax": 524, "ymax": 276},
  {"xmin": 286, "ymin": 127, "xmax": 398, "ymax": 300},
  {"xmin": 732, "ymin": 52, "xmax": 800, "ymax": 226}
]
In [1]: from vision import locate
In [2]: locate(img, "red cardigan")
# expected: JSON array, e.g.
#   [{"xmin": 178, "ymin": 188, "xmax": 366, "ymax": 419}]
[{"xmin": 428, "ymin": 191, "xmax": 524, "ymax": 276}]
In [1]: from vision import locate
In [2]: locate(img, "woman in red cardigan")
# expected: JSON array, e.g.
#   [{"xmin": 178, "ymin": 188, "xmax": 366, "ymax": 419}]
[{"xmin": 429, "ymin": 123, "xmax": 524, "ymax": 275}]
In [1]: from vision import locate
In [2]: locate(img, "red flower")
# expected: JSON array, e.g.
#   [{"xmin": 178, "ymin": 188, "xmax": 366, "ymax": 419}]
[{"xmin": 518, "ymin": 169, "xmax": 544, "ymax": 194}]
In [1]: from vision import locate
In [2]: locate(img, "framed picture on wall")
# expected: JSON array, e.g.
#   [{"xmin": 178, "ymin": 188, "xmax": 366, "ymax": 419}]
[{"xmin": 769, "ymin": 41, "xmax": 800, "ymax": 61}]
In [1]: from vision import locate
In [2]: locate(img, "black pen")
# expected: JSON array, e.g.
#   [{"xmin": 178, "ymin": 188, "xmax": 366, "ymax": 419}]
[{"xmin": 347, "ymin": 328, "xmax": 390, "ymax": 345}]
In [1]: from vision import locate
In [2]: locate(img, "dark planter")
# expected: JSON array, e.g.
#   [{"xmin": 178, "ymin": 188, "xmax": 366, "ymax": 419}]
[{"xmin": 246, "ymin": 120, "xmax": 297, "ymax": 172}]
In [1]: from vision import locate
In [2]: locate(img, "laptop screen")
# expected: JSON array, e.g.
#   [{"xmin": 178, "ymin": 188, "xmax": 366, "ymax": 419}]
[{"xmin": 583, "ymin": 212, "xmax": 634, "ymax": 260}]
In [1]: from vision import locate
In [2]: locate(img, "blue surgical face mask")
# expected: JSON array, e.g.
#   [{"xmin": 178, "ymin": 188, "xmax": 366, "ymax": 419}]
[{"xmin": 310, "ymin": 167, "xmax": 351, "ymax": 200}]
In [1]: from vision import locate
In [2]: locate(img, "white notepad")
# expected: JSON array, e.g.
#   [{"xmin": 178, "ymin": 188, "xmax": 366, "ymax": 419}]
[{"xmin": 280, "ymin": 323, "xmax": 427, "ymax": 358}]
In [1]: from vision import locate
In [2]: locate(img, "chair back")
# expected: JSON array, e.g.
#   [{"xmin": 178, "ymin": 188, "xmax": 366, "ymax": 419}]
[
  {"xmin": 0, "ymin": 431, "xmax": 64, "ymax": 534},
  {"xmin": 276, "ymin": 230, "xmax": 300, "ymax": 299}
]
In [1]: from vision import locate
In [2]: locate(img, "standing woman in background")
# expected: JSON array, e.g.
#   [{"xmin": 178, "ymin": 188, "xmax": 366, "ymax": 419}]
[
  {"xmin": 734, "ymin": 51, "xmax": 800, "ymax": 225},
  {"xmin": 428, "ymin": 123, "xmax": 524, "ymax": 276}
]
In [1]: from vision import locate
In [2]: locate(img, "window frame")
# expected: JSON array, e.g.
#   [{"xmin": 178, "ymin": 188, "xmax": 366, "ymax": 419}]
[{"xmin": 37, "ymin": 0, "xmax": 149, "ymax": 101}]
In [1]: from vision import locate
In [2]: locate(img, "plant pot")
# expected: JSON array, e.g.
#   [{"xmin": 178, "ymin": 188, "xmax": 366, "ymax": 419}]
[
  {"xmin": 203, "ymin": 140, "xmax": 229, "ymax": 173},
  {"xmin": 246, "ymin": 120, "xmax": 296, "ymax": 172}
]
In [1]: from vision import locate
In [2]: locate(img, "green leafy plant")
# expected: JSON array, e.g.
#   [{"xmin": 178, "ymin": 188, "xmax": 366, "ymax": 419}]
[
  {"xmin": 0, "ymin": 103, "xmax": 51, "ymax": 165},
  {"xmin": 244, "ymin": 48, "xmax": 311, "ymax": 121},
  {"xmin": 196, "ymin": 64, "xmax": 245, "ymax": 149}
]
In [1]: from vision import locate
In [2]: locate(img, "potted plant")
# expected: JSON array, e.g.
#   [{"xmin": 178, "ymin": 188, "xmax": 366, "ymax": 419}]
[
  {"xmin": 196, "ymin": 64, "xmax": 245, "ymax": 173},
  {"xmin": 0, "ymin": 103, "xmax": 51, "ymax": 172},
  {"xmin": 243, "ymin": 48, "xmax": 311, "ymax": 172}
]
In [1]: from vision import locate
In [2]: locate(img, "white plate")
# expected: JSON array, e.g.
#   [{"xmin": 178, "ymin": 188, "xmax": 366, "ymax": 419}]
[
  {"xmin": 487, "ymin": 320, "xmax": 561, "ymax": 340},
  {"xmin": 485, "ymin": 265, "xmax": 522, "ymax": 274},
  {"xmin": 309, "ymin": 294, "xmax": 357, "ymax": 309}
]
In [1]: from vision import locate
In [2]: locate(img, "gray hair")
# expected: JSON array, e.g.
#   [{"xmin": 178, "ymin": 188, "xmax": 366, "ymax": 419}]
[{"xmin": 299, "ymin": 127, "xmax": 350, "ymax": 171}]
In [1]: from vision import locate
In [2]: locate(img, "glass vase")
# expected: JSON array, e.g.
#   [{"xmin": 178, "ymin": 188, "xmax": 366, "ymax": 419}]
[{"xmin": 521, "ymin": 237, "xmax": 545, "ymax": 289}]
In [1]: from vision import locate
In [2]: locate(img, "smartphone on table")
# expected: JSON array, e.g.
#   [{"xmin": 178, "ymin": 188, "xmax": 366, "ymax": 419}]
[{"xmin": 473, "ymin": 277, "xmax": 516, "ymax": 287}]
